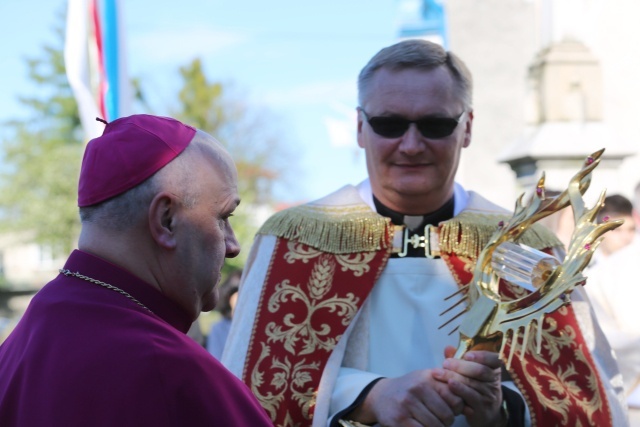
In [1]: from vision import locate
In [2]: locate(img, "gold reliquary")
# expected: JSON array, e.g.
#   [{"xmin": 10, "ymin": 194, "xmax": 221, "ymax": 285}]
[{"xmin": 441, "ymin": 149, "xmax": 623, "ymax": 367}]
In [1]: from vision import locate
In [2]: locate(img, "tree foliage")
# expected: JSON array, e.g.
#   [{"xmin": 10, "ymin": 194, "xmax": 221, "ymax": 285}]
[
  {"xmin": 173, "ymin": 58, "xmax": 289, "ymax": 271},
  {"xmin": 0, "ymin": 26, "xmax": 83, "ymax": 254},
  {"xmin": 0, "ymin": 24, "xmax": 288, "ymax": 275}
]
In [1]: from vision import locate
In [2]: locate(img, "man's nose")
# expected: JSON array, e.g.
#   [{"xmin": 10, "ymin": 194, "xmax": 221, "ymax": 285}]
[
  {"xmin": 225, "ymin": 228, "xmax": 241, "ymax": 259},
  {"xmin": 398, "ymin": 123, "xmax": 426, "ymax": 156}
]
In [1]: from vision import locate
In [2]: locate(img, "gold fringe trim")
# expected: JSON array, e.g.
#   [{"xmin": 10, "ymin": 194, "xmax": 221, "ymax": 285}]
[
  {"xmin": 439, "ymin": 211, "xmax": 563, "ymax": 259},
  {"xmin": 259, "ymin": 207, "xmax": 563, "ymax": 257},
  {"xmin": 257, "ymin": 204, "xmax": 390, "ymax": 254}
]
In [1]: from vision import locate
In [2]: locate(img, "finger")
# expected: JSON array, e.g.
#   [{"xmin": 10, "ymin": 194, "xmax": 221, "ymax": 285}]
[
  {"xmin": 431, "ymin": 375, "xmax": 465, "ymax": 415},
  {"xmin": 442, "ymin": 358, "xmax": 501, "ymax": 383},
  {"xmin": 462, "ymin": 404, "xmax": 475, "ymax": 419},
  {"xmin": 407, "ymin": 400, "xmax": 448, "ymax": 427},
  {"xmin": 448, "ymin": 376, "xmax": 502, "ymax": 409},
  {"xmin": 431, "ymin": 367, "xmax": 449, "ymax": 385},
  {"xmin": 444, "ymin": 345, "xmax": 457, "ymax": 359},
  {"xmin": 434, "ymin": 366, "xmax": 472, "ymax": 391},
  {"xmin": 437, "ymin": 366, "xmax": 501, "ymax": 398},
  {"xmin": 371, "ymin": 394, "xmax": 433, "ymax": 427},
  {"xmin": 409, "ymin": 377, "xmax": 458, "ymax": 426},
  {"xmin": 462, "ymin": 351, "xmax": 503, "ymax": 369},
  {"xmin": 449, "ymin": 379, "xmax": 480, "ymax": 407},
  {"xmin": 413, "ymin": 393, "xmax": 455, "ymax": 427}
]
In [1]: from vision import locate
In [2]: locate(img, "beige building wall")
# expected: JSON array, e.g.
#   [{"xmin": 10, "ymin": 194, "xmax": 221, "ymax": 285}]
[
  {"xmin": 446, "ymin": 0, "xmax": 536, "ymax": 209},
  {"xmin": 593, "ymin": 0, "xmax": 640, "ymax": 198},
  {"xmin": 442, "ymin": 0, "xmax": 640, "ymax": 207}
]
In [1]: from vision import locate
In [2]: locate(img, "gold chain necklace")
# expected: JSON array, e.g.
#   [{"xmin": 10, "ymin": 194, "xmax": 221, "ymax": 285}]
[{"xmin": 59, "ymin": 268, "xmax": 153, "ymax": 314}]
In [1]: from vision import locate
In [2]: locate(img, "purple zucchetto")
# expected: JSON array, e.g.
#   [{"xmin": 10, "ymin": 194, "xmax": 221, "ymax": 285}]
[{"xmin": 78, "ymin": 114, "xmax": 196, "ymax": 207}]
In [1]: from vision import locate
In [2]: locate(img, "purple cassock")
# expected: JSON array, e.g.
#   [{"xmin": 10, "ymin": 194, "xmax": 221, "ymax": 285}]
[{"xmin": 0, "ymin": 250, "xmax": 272, "ymax": 427}]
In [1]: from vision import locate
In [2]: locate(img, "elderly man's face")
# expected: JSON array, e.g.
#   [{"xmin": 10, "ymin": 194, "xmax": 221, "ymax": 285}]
[
  {"xmin": 357, "ymin": 66, "xmax": 472, "ymax": 214},
  {"xmin": 171, "ymin": 145, "xmax": 241, "ymax": 317}
]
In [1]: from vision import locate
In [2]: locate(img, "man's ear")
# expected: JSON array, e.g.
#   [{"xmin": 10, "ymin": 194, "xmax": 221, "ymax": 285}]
[
  {"xmin": 462, "ymin": 110, "xmax": 474, "ymax": 148},
  {"xmin": 356, "ymin": 109, "xmax": 366, "ymax": 148},
  {"xmin": 149, "ymin": 192, "xmax": 179, "ymax": 249}
]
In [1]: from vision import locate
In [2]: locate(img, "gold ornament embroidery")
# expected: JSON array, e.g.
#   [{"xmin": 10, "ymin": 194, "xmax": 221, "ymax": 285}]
[
  {"xmin": 284, "ymin": 241, "xmax": 322, "ymax": 264},
  {"xmin": 284, "ymin": 240, "xmax": 378, "ymax": 278},
  {"xmin": 458, "ymin": 255, "xmax": 476, "ymax": 274},
  {"xmin": 334, "ymin": 252, "xmax": 376, "ymax": 277},
  {"xmin": 250, "ymin": 342, "xmax": 320, "ymax": 423},
  {"xmin": 509, "ymin": 315, "xmax": 603, "ymax": 425},
  {"xmin": 265, "ymin": 255, "xmax": 360, "ymax": 355}
]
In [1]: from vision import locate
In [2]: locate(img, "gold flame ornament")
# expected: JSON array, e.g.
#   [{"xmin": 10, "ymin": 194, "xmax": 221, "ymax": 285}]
[{"xmin": 443, "ymin": 149, "xmax": 623, "ymax": 367}]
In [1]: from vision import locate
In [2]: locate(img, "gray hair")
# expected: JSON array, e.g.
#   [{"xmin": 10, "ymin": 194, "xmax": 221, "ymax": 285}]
[
  {"xmin": 79, "ymin": 130, "xmax": 218, "ymax": 230},
  {"xmin": 357, "ymin": 39, "xmax": 473, "ymax": 110}
]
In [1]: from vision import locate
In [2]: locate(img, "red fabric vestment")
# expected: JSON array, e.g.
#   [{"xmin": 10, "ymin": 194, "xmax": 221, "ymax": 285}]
[
  {"xmin": 243, "ymin": 238, "xmax": 390, "ymax": 425},
  {"xmin": 242, "ymin": 218, "xmax": 613, "ymax": 427}
]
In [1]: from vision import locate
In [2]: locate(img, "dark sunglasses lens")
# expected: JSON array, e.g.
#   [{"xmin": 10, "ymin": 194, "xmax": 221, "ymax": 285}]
[
  {"xmin": 368, "ymin": 117, "xmax": 409, "ymax": 138},
  {"xmin": 417, "ymin": 118, "xmax": 459, "ymax": 139}
]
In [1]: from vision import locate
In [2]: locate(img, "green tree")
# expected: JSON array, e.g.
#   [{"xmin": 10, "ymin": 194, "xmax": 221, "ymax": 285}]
[
  {"xmin": 0, "ymin": 30, "xmax": 289, "ymax": 275},
  {"xmin": 173, "ymin": 58, "xmax": 289, "ymax": 271},
  {"xmin": 0, "ymin": 26, "xmax": 83, "ymax": 255}
]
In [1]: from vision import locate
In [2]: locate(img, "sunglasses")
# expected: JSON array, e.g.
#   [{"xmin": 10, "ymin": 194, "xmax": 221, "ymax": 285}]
[{"xmin": 359, "ymin": 108, "xmax": 466, "ymax": 139}]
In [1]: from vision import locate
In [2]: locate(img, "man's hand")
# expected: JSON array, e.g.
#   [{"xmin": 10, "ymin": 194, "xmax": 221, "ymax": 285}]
[
  {"xmin": 431, "ymin": 346, "xmax": 504, "ymax": 427},
  {"xmin": 347, "ymin": 370, "xmax": 464, "ymax": 426}
]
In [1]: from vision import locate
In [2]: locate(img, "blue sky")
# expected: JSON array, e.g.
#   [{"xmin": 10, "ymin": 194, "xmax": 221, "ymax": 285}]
[{"xmin": 0, "ymin": 0, "xmax": 408, "ymax": 203}]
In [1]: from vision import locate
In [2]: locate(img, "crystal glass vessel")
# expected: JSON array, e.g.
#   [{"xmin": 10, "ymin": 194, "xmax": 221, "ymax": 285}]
[{"xmin": 491, "ymin": 242, "xmax": 560, "ymax": 292}]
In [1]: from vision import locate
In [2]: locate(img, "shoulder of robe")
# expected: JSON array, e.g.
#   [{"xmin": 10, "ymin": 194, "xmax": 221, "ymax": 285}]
[
  {"xmin": 257, "ymin": 184, "xmax": 391, "ymax": 254},
  {"xmin": 440, "ymin": 196, "xmax": 563, "ymax": 259}
]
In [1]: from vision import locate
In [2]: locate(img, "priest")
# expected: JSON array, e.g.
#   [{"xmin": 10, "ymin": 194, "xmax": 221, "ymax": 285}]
[{"xmin": 222, "ymin": 40, "xmax": 628, "ymax": 427}]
